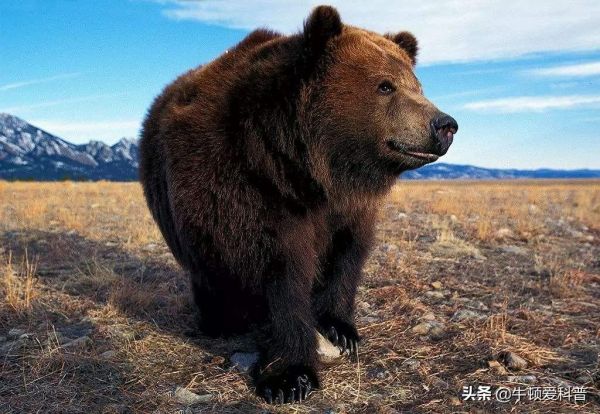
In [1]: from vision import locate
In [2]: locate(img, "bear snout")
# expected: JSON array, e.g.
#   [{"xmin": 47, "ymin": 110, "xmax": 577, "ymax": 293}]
[{"xmin": 430, "ymin": 113, "xmax": 458, "ymax": 156}]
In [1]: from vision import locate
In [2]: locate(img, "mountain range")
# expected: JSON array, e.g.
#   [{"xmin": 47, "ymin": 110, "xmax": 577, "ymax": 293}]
[
  {"xmin": 0, "ymin": 113, "xmax": 138, "ymax": 180},
  {"xmin": 1, "ymin": 113, "xmax": 599, "ymax": 181}
]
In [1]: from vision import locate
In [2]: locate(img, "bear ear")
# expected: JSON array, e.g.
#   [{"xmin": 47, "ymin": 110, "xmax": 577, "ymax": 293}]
[
  {"xmin": 303, "ymin": 5, "xmax": 343, "ymax": 55},
  {"xmin": 386, "ymin": 31, "xmax": 418, "ymax": 65}
]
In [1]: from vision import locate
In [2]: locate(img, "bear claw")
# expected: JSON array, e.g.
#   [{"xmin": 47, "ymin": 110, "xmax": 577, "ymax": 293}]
[
  {"xmin": 325, "ymin": 325, "xmax": 360, "ymax": 358},
  {"xmin": 257, "ymin": 367, "xmax": 318, "ymax": 404}
]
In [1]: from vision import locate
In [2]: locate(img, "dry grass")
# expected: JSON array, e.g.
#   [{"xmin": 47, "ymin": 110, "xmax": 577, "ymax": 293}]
[
  {"xmin": 1, "ymin": 250, "xmax": 38, "ymax": 313},
  {"xmin": 0, "ymin": 179, "xmax": 599, "ymax": 413}
]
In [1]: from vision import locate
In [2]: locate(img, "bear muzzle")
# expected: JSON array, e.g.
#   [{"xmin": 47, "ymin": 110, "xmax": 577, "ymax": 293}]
[
  {"xmin": 385, "ymin": 112, "xmax": 457, "ymax": 163},
  {"xmin": 430, "ymin": 113, "xmax": 458, "ymax": 156}
]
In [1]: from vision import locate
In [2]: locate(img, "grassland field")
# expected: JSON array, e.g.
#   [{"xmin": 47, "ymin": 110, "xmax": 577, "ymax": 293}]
[{"xmin": 0, "ymin": 180, "xmax": 599, "ymax": 413}]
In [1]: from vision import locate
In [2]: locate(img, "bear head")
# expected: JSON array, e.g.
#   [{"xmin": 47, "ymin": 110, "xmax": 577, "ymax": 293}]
[{"xmin": 301, "ymin": 6, "xmax": 458, "ymax": 188}]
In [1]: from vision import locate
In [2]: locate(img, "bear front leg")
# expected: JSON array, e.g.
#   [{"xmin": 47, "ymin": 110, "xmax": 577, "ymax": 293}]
[
  {"xmin": 254, "ymin": 255, "xmax": 320, "ymax": 404},
  {"xmin": 313, "ymin": 217, "xmax": 375, "ymax": 358}
]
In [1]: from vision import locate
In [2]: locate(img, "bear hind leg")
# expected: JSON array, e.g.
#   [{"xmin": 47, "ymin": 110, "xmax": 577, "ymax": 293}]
[{"xmin": 191, "ymin": 273, "xmax": 263, "ymax": 337}]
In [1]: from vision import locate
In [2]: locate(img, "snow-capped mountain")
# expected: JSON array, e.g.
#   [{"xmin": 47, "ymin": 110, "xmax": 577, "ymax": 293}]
[
  {"xmin": 0, "ymin": 113, "xmax": 139, "ymax": 180},
  {"xmin": 1, "ymin": 113, "xmax": 599, "ymax": 181},
  {"xmin": 401, "ymin": 163, "xmax": 600, "ymax": 180}
]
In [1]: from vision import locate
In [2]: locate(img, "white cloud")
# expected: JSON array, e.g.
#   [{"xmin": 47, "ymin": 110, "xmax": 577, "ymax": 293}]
[
  {"xmin": 0, "ymin": 73, "xmax": 80, "ymax": 92},
  {"xmin": 529, "ymin": 61, "xmax": 600, "ymax": 77},
  {"xmin": 464, "ymin": 95, "xmax": 600, "ymax": 113},
  {"xmin": 430, "ymin": 86, "xmax": 506, "ymax": 101},
  {"xmin": 28, "ymin": 119, "xmax": 141, "ymax": 144},
  {"xmin": 0, "ymin": 93, "xmax": 122, "ymax": 113},
  {"xmin": 156, "ymin": 0, "xmax": 600, "ymax": 64}
]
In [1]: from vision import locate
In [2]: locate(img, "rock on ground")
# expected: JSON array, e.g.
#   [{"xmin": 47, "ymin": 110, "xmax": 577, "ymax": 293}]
[
  {"xmin": 62, "ymin": 336, "xmax": 93, "ymax": 350},
  {"xmin": 508, "ymin": 375, "xmax": 537, "ymax": 384},
  {"xmin": 411, "ymin": 321, "xmax": 446, "ymax": 339},
  {"xmin": 230, "ymin": 352, "xmax": 259, "ymax": 373},
  {"xmin": 171, "ymin": 386, "xmax": 212, "ymax": 406},
  {"xmin": 7, "ymin": 328, "xmax": 26, "ymax": 338},
  {"xmin": 498, "ymin": 351, "xmax": 528, "ymax": 370},
  {"xmin": 100, "ymin": 350, "xmax": 117, "ymax": 359},
  {"xmin": 452, "ymin": 309, "xmax": 485, "ymax": 322}
]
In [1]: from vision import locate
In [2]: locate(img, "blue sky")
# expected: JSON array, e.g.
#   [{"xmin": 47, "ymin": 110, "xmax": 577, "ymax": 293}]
[{"xmin": 1, "ymin": 0, "xmax": 599, "ymax": 169}]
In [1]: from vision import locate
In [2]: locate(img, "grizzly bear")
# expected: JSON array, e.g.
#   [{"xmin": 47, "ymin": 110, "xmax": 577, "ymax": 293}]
[{"xmin": 139, "ymin": 5, "xmax": 457, "ymax": 404}]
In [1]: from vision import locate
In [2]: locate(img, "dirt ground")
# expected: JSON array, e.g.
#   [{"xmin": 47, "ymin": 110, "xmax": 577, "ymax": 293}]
[{"xmin": 1, "ymin": 180, "xmax": 599, "ymax": 413}]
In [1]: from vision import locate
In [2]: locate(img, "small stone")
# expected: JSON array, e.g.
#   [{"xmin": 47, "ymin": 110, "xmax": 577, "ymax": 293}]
[
  {"xmin": 488, "ymin": 360, "xmax": 508, "ymax": 375},
  {"xmin": 508, "ymin": 375, "xmax": 537, "ymax": 384},
  {"xmin": 412, "ymin": 322, "xmax": 433, "ymax": 335},
  {"xmin": 449, "ymin": 396, "xmax": 462, "ymax": 406},
  {"xmin": 473, "ymin": 301, "xmax": 489, "ymax": 311},
  {"xmin": 105, "ymin": 325, "xmax": 137, "ymax": 341},
  {"xmin": 358, "ymin": 316, "xmax": 379, "ymax": 324},
  {"xmin": 424, "ymin": 291, "xmax": 445, "ymax": 299},
  {"xmin": 62, "ymin": 336, "xmax": 92, "ymax": 350},
  {"xmin": 401, "ymin": 358, "xmax": 421, "ymax": 370},
  {"xmin": 397, "ymin": 212, "xmax": 408, "ymax": 219},
  {"xmin": 498, "ymin": 351, "xmax": 528, "ymax": 370},
  {"xmin": 7, "ymin": 328, "xmax": 26, "ymax": 338},
  {"xmin": 358, "ymin": 301, "xmax": 371, "ymax": 310},
  {"xmin": 495, "ymin": 228, "xmax": 514, "ymax": 239},
  {"xmin": 412, "ymin": 321, "xmax": 445, "ymax": 339},
  {"xmin": 380, "ymin": 243, "xmax": 399, "ymax": 253},
  {"xmin": 367, "ymin": 367, "xmax": 388, "ymax": 379},
  {"xmin": 171, "ymin": 386, "xmax": 212, "ymax": 405},
  {"xmin": 230, "ymin": 352, "xmax": 259, "ymax": 373},
  {"xmin": 143, "ymin": 243, "xmax": 158, "ymax": 251},
  {"xmin": 420, "ymin": 312, "xmax": 436, "ymax": 321},
  {"xmin": 430, "ymin": 376, "xmax": 449, "ymax": 389},
  {"xmin": 429, "ymin": 324, "xmax": 446, "ymax": 340},
  {"xmin": 451, "ymin": 309, "xmax": 484, "ymax": 322},
  {"xmin": 430, "ymin": 281, "xmax": 443, "ymax": 290},
  {"xmin": 100, "ymin": 350, "xmax": 117, "ymax": 359},
  {"xmin": 500, "ymin": 245, "xmax": 528, "ymax": 255}
]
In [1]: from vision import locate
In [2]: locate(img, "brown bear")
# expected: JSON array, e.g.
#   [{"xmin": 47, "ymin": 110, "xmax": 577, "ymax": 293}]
[{"xmin": 139, "ymin": 5, "xmax": 457, "ymax": 404}]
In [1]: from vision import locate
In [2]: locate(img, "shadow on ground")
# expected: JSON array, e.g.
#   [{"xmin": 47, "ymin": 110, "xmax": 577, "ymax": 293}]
[{"xmin": 0, "ymin": 229, "xmax": 264, "ymax": 413}]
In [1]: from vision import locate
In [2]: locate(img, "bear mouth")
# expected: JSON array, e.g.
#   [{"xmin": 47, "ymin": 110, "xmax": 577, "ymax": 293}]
[{"xmin": 386, "ymin": 140, "xmax": 439, "ymax": 163}]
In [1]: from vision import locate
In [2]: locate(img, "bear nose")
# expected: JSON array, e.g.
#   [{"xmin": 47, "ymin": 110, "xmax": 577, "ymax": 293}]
[{"xmin": 430, "ymin": 113, "xmax": 458, "ymax": 156}]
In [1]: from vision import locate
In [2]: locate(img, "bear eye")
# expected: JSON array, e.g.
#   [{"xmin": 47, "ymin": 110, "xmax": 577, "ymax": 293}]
[{"xmin": 377, "ymin": 80, "xmax": 396, "ymax": 95}]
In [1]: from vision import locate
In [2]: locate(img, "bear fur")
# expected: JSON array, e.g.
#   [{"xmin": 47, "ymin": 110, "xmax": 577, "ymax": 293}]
[{"xmin": 139, "ymin": 5, "xmax": 454, "ymax": 404}]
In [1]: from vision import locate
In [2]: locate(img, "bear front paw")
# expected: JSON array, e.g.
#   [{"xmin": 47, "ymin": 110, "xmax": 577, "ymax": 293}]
[
  {"xmin": 256, "ymin": 365, "xmax": 319, "ymax": 404},
  {"xmin": 320, "ymin": 318, "xmax": 360, "ymax": 358}
]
